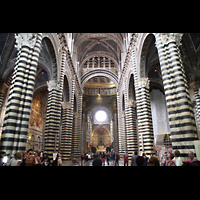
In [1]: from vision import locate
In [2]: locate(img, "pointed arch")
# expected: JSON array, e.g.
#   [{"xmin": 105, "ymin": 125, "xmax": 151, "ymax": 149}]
[
  {"xmin": 41, "ymin": 37, "xmax": 58, "ymax": 80},
  {"xmin": 81, "ymin": 69, "xmax": 118, "ymax": 89}
]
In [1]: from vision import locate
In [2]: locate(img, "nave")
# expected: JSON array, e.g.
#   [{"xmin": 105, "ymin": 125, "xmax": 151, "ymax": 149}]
[{"xmin": 0, "ymin": 33, "xmax": 200, "ymax": 165}]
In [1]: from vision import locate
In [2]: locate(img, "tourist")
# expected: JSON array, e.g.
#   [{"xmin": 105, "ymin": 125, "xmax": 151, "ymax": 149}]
[
  {"xmin": 172, "ymin": 150, "xmax": 183, "ymax": 166},
  {"xmin": 185, "ymin": 151, "xmax": 199, "ymax": 163},
  {"xmin": 123, "ymin": 151, "xmax": 129, "ymax": 166},
  {"xmin": 85, "ymin": 153, "xmax": 90, "ymax": 166},
  {"xmin": 23, "ymin": 150, "xmax": 38, "ymax": 166},
  {"xmin": 115, "ymin": 152, "xmax": 120, "ymax": 166},
  {"xmin": 142, "ymin": 153, "xmax": 148, "ymax": 166},
  {"xmin": 149, "ymin": 156, "xmax": 160, "ymax": 166},
  {"xmin": 41, "ymin": 152, "xmax": 51, "ymax": 166},
  {"xmin": 81, "ymin": 152, "xmax": 84, "ymax": 166},
  {"xmin": 93, "ymin": 158, "xmax": 102, "ymax": 166},
  {"xmin": 101, "ymin": 152, "xmax": 106, "ymax": 166},
  {"xmin": 165, "ymin": 153, "xmax": 176, "ymax": 166},
  {"xmin": 9, "ymin": 152, "xmax": 22, "ymax": 166},
  {"xmin": 136, "ymin": 156, "xmax": 144, "ymax": 166},
  {"xmin": 6, "ymin": 154, "xmax": 14, "ymax": 166},
  {"xmin": 168, "ymin": 148, "xmax": 173, "ymax": 154},
  {"xmin": 131, "ymin": 151, "xmax": 138, "ymax": 166},
  {"xmin": 106, "ymin": 152, "xmax": 110, "ymax": 166},
  {"xmin": 57, "ymin": 153, "xmax": 63, "ymax": 166},
  {"xmin": 34, "ymin": 150, "xmax": 41, "ymax": 165},
  {"xmin": 160, "ymin": 152, "xmax": 167, "ymax": 166}
]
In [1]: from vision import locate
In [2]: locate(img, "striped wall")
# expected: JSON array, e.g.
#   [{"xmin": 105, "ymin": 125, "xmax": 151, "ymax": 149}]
[
  {"xmin": 0, "ymin": 33, "xmax": 43, "ymax": 155},
  {"xmin": 155, "ymin": 33, "xmax": 198, "ymax": 160}
]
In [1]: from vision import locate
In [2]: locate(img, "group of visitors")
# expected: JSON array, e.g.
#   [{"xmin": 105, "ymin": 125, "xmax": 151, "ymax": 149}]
[
  {"xmin": 159, "ymin": 148, "xmax": 199, "ymax": 166},
  {"xmin": 1, "ymin": 148, "xmax": 199, "ymax": 166},
  {"xmin": 128, "ymin": 148, "xmax": 200, "ymax": 166},
  {"xmin": 0, "ymin": 149, "xmax": 62, "ymax": 166},
  {"xmin": 80, "ymin": 151, "xmax": 120, "ymax": 166}
]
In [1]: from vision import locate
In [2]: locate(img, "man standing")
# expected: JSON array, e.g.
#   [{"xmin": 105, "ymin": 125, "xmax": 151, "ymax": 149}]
[
  {"xmin": 131, "ymin": 151, "xmax": 137, "ymax": 166},
  {"xmin": 185, "ymin": 151, "xmax": 199, "ymax": 163},
  {"xmin": 123, "ymin": 151, "xmax": 129, "ymax": 166}
]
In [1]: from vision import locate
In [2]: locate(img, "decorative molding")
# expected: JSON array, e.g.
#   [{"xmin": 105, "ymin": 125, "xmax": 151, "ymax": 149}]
[
  {"xmin": 138, "ymin": 78, "xmax": 150, "ymax": 89},
  {"xmin": 15, "ymin": 33, "xmax": 38, "ymax": 50},
  {"xmin": 47, "ymin": 80, "xmax": 60, "ymax": 91},
  {"xmin": 159, "ymin": 33, "xmax": 183, "ymax": 46}
]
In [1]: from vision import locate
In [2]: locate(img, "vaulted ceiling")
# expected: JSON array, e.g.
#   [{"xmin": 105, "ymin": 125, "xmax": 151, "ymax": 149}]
[{"xmin": 72, "ymin": 33, "xmax": 126, "ymax": 67}]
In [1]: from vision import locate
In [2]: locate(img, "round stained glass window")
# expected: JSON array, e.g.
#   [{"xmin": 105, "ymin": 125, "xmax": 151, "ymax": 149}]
[{"xmin": 95, "ymin": 110, "xmax": 107, "ymax": 122}]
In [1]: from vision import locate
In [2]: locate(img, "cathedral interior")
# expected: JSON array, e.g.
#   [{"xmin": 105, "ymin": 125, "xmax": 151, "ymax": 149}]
[{"xmin": 0, "ymin": 33, "xmax": 200, "ymax": 162}]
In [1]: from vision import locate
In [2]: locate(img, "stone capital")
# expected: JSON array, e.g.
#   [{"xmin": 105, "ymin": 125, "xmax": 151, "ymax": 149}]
[
  {"xmin": 47, "ymin": 80, "xmax": 60, "ymax": 91},
  {"xmin": 126, "ymin": 99, "xmax": 136, "ymax": 108},
  {"xmin": 15, "ymin": 33, "xmax": 38, "ymax": 50},
  {"xmin": 158, "ymin": 33, "xmax": 183, "ymax": 46},
  {"xmin": 61, "ymin": 101, "xmax": 72, "ymax": 109},
  {"xmin": 190, "ymin": 79, "xmax": 200, "ymax": 91},
  {"xmin": 0, "ymin": 83, "xmax": 9, "ymax": 95},
  {"xmin": 138, "ymin": 78, "xmax": 150, "ymax": 89}
]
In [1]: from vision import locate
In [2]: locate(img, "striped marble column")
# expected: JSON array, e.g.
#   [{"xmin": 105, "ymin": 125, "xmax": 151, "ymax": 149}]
[
  {"xmin": 155, "ymin": 33, "xmax": 198, "ymax": 160},
  {"xmin": 0, "ymin": 33, "xmax": 42, "ymax": 155},
  {"xmin": 44, "ymin": 80, "xmax": 62, "ymax": 155},
  {"xmin": 137, "ymin": 78, "xmax": 155, "ymax": 156},
  {"xmin": 72, "ymin": 112, "xmax": 78, "ymax": 156},
  {"xmin": 125, "ymin": 99, "xmax": 138, "ymax": 159},
  {"xmin": 117, "ymin": 92, "xmax": 125, "ymax": 155},
  {"xmin": 121, "ymin": 111, "xmax": 126, "ymax": 153},
  {"xmin": 75, "ymin": 94, "xmax": 82, "ymax": 157},
  {"xmin": 61, "ymin": 77, "xmax": 75, "ymax": 160},
  {"xmin": 124, "ymin": 76, "xmax": 137, "ymax": 159},
  {"xmin": 60, "ymin": 101, "xmax": 73, "ymax": 160}
]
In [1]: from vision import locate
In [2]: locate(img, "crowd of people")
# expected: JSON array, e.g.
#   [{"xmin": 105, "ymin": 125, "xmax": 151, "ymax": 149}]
[
  {"xmin": 128, "ymin": 148, "xmax": 200, "ymax": 166},
  {"xmin": 81, "ymin": 148, "xmax": 200, "ymax": 166},
  {"xmin": 80, "ymin": 151, "xmax": 120, "ymax": 166},
  {"xmin": 0, "ymin": 149, "xmax": 62, "ymax": 166},
  {"xmin": 1, "ymin": 148, "xmax": 199, "ymax": 166}
]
